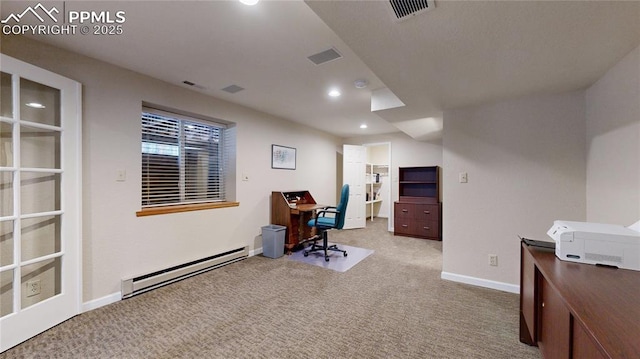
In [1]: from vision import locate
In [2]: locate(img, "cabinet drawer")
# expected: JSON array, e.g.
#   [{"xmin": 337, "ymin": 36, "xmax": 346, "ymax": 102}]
[
  {"xmin": 395, "ymin": 202, "xmax": 439, "ymax": 221},
  {"xmin": 394, "ymin": 217, "xmax": 413, "ymax": 235},
  {"xmin": 538, "ymin": 276, "xmax": 571, "ymax": 358},
  {"xmin": 415, "ymin": 220, "xmax": 439, "ymax": 238},
  {"xmin": 414, "ymin": 204, "xmax": 439, "ymax": 221},
  {"xmin": 394, "ymin": 218, "xmax": 439, "ymax": 238},
  {"xmin": 394, "ymin": 202, "xmax": 415, "ymax": 219}
]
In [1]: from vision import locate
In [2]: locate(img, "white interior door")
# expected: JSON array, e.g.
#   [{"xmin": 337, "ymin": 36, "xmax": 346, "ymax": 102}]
[
  {"xmin": 342, "ymin": 145, "xmax": 366, "ymax": 229},
  {"xmin": 0, "ymin": 55, "xmax": 82, "ymax": 352}
]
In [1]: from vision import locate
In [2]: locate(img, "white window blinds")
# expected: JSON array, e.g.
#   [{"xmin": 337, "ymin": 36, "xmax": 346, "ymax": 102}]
[{"xmin": 141, "ymin": 107, "xmax": 227, "ymax": 207}]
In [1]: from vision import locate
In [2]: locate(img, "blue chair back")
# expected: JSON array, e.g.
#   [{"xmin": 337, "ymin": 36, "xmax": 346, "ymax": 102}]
[{"xmin": 334, "ymin": 184, "xmax": 349, "ymax": 229}]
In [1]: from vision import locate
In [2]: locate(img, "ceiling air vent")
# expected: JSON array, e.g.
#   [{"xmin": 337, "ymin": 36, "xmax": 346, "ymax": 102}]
[
  {"xmin": 389, "ymin": 0, "xmax": 435, "ymax": 21},
  {"xmin": 221, "ymin": 84, "xmax": 245, "ymax": 94},
  {"xmin": 307, "ymin": 47, "xmax": 342, "ymax": 65}
]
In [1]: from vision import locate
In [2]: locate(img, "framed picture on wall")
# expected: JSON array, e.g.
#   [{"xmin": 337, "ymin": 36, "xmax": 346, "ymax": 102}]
[{"xmin": 271, "ymin": 144, "xmax": 296, "ymax": 170}]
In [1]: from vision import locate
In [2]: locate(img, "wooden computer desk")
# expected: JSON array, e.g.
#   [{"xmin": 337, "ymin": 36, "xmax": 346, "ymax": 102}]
[{"xmin": 271, "ymin": 191, "xmax": 324, "ymax": 253}]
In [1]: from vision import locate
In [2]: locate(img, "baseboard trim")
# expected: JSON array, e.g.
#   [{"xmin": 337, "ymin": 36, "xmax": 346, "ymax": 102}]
[
  {"xmin": 440, "ymin": 271, "xmax": 519, "ymax": 294},
  {"xmin": 82, "ymin": 292, "xmax": 121, "ymax": 313},
  {"xmin": 249, "ymin": 248, "xmax": 262, "ymax": 257}
]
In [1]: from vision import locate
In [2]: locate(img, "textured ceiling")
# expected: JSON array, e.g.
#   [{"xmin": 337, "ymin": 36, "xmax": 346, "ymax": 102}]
[{"xmin": 2, "ymin": 0, "xmax": 639, "ymax": 140}]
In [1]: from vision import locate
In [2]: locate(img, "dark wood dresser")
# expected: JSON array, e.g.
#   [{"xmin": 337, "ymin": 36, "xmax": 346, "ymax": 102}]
[
  {"xmin": 393, "ymin": 166, "xmax": 441, "ymax": 240},
  {"xmin": 520, "ymin": 241, "xmax": 640, "ymax": 358}
]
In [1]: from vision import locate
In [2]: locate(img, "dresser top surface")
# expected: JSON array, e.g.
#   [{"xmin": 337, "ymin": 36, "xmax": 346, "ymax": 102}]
[{"xmin": 526, "ymin": 244, "xmax": 640, "ymax": 358}]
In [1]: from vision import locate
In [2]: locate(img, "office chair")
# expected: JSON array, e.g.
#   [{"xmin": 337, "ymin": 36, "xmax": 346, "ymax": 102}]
[{"xmin": 304, "ymin": 184, "xmax": 349, "ymax": 262}]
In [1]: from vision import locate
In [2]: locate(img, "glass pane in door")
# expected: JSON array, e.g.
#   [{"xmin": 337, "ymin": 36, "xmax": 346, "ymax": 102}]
[
  {"xmin": 1, "ymin": 269, "xmax": 13, "ymax": 317},
  {"xmin": 21, "ymin": 215, "xmax": 60, "ymax": 261},
  {"xmin": 20, "ymin": 172, "xmax": 60, "ymax": 214},
  {"xmin": 0, "ymin": 72, "xmax": 12, "ymax": 118},
  {"xmin": 21, "ymin": 257, "xmax": 61, "ymax": 309},
  {"xmin": 1, "ymin": 122, "xmax": 13, "ymax": 167},
  {"xmin": 0, "ymin": 220, "xmax": 13, "ymax": 266},
  {"xmin": 20, "ymin": 125, "xmax": 60, "ymax": 169},
  {"xmin": 0, "ymin": 171, "xmax": 13, "ymax": 216},
  {"xmin": 20, "ymin": 78, "xmax": 60, "ymax": 126}
]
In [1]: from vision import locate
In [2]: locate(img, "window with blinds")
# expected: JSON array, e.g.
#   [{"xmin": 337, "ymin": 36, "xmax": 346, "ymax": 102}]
[{"xmin": 141, "ymin": 107, "xmax": 227, "ymax": 207}]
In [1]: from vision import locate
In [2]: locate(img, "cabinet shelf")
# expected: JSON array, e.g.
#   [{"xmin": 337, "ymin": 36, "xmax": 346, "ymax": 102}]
[
  {"xmin": 399, "ymin": 181, "xmax": 437, "ymax": 184},
  {"xmin": 365, "ymin": 162, "xmax": 386, "ymax": 221},
  {"xmin": 398, "ymin": 166, "xmax": 439, "ymax": 203}
]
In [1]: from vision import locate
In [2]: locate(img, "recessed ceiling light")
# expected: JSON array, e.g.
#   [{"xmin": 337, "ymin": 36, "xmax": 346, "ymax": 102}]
[
  {"xmin": 25, "ymin": 102, "xmax": 45, "ymax": 109},
  {"xmin": 328, "ymin": 89, "xmax": 341, "ymax": 97},
  {"xmin": 360, "ymin": 124, "xmax": 368, "ymax": 129},
  {"xmin": 239, "ymin": 0, "xmax": 259, "ymax": 5}
]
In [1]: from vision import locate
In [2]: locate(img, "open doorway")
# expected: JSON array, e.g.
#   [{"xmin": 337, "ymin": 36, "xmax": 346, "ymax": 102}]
[
  {"xmin": 364, "ymin": 143, "xmax": 391, "ymax": 231},
  {"xmin": 342, "ymin": 142, "xmax": 392, "ymax": 232}
]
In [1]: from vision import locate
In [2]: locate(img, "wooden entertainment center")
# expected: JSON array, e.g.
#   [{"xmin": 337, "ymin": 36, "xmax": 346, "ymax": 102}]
[{"xmin": 520, "ymin": 241, "xmax": 640, "ymax": 358}]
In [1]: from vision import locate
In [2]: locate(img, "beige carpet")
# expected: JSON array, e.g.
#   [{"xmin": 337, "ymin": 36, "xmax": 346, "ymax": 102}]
[{"xmin": 0, "ymin": 219, "xmax": 540, "ymax": 358}]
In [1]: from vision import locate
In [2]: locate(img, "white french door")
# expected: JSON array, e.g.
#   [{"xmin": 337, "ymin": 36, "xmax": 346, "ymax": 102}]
[
  {"xmin": 342, "ymin": 144, "xmax": 366, "ymax": 229},
  {"xmin": 0, "ymin": 55, "xmax": 82, "ymax": 352}
]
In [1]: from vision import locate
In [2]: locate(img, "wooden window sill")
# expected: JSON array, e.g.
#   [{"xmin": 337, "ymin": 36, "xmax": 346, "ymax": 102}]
[{"xmin": 136, "ymin": 201, "xmax": 239, "ymax": 217}]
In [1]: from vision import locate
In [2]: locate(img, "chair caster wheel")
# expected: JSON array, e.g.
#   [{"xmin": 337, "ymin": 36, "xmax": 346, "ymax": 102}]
[
  {"xmin": 344, "ymin": 252, "xmax": 348, "ymax": 257},
  {"xmin": 303, "ymin": 252, "xmax": 309, "ymax": 257},
  {"xmin": 325, "ymin": 256, "xmax": 330, "ymax": 262}
]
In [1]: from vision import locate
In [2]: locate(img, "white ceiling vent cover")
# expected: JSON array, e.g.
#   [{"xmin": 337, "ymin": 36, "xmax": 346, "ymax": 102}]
[
  {"xmin": 221, "ymin": 84, "xmax": 245, "ymax": 94},
  {"xmin": 389, "ymin": 0, "xmax": 435, "ymax": 21},
  {"xmin": 307, "ymin": 48, "xmax": 342, "ymax": 65}
]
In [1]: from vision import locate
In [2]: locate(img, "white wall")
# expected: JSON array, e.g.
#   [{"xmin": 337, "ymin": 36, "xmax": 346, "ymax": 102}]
[
  {"xmin": 1, "ymin": 35, "xmax": 343, "ymax": 303},
  {"xmin": 585, "ymin": 45, "xmax": 640, "ymax": 225},
  {"xmin": 442, "ymin": 91, "xmax": 586, "ymax": 287}
]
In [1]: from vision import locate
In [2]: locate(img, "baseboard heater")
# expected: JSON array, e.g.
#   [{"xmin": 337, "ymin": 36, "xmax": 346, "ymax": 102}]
[{"xmin": 121, "ymin": 246, "xmax": 248, "ymax": 299}]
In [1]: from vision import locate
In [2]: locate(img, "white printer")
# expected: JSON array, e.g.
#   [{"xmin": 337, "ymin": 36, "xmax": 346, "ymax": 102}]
[{"xmin": 547, "ymin": 220, "xmax": 640, "ymax": 271}]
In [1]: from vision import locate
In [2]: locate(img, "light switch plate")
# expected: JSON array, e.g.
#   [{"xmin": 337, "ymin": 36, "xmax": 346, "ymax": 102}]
[{"xmin": 116, "ymin": 169, "xmax": 126, "ymax": 182}]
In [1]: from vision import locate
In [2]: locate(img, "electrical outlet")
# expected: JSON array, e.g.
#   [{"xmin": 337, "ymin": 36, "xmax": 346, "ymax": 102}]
[
  {"xmin": 26, "ymin": 280, "xmax": 41, "ymax": 297},
  {"xmin": 489, "ymin": 254, "xmax": 498, "ymax": 267}
]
